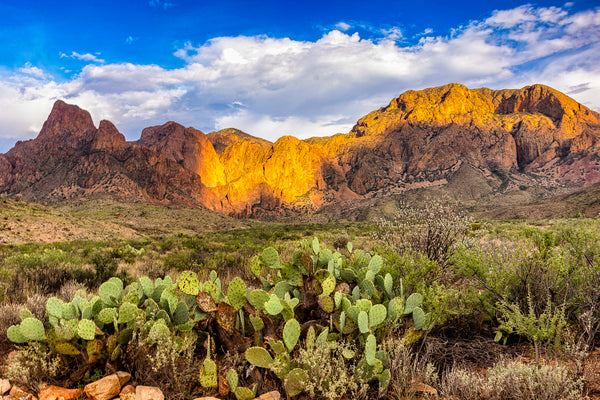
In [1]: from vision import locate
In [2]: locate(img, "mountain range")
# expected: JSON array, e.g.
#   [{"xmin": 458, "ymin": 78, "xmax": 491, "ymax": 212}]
[{"xmin": 1, "ymin": 83, "xmax": 599, "ymax": 218}]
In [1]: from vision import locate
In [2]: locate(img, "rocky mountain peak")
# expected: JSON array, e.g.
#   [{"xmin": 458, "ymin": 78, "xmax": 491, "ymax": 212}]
[{"xmin": 37, "ymin": 100, "xmax": 96, "ymax": 146}]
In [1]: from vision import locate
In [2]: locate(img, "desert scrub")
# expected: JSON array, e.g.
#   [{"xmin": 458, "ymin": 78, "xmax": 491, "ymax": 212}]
[
  {"xmin": 124, "ymin": 331, "xmax": 197, "ymax": 400},
  {"xmin": 3, "ymin": 342, "xmax": 65, "ymax": 391},
  {"xmin": 374, "ymin": 198, "xmax": 471, "ymax": 266},
  {"xmin": 442, "ymin": 360, "xmax": 584, "ymax": 400},
  {"xmin": 384, "ymin": 340, "xmax": 438, "ymax": 400},
  {"xmin": 295, "ymin": 340, "xmax": 369, "ymax": 400}
]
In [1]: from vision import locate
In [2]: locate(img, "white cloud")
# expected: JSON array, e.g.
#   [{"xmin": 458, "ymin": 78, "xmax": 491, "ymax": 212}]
[
  {"xmin": 125, "ymin": 36, "xmax": 138, "ymax": 45},
  {"xmin": 0, "ymin": 4, "xmax": 599, "ymax": 150},
  {"xmin": 335, "ymin": 22, "xmax": 351, "ymax": 31},
  {"xmin": 60, "ymin": 51, "xmax": 105, "ymax": 63}
]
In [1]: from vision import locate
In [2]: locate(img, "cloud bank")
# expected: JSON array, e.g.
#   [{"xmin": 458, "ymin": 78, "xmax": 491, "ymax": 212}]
[{"xmin": 0, "ymin": 4, "xmax": 599, "ymax": 148}]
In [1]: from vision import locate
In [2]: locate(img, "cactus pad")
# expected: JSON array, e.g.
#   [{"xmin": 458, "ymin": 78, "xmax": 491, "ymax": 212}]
[
  {"xmin": 245, "ymin": 346, "xmax": 274, "ymax": 368},
  {"xmin": 234, "ymin": 387, "xmax": 255, "ymax": 400},
  {"xmin": 356, "ymin": 299, "xmax": 373, "ymax": 313},
  {"xmin": 200, "ymin": 358, "xmax": 218, "ymax": 388},
  {"xmin": 369, "ymin": 304, "xmax": 387, "ymax": 328},
  {"xmin": 283, "ymin": 318, "xmax": 300, "ymax": 353},
  {"xmin": 365, "ymin": 334, "xmax": 377, "ymax": 366},
  {"xmin": 139, "ymin": 276, "xmax": 153, "ymax": 298},
  {"xmin": 118, "ymin": 327, "xmax": 134, "ymax": 345},
  {"xmin": 250, "ymin": 255, "xmax": 263, "ymax": 279},
  {"xmin": 384, "ymin": 273, "xmax": 393, "ymax": 297},
  {"xmin": 46, "ymin": 297, "xmax": 65, "ymax": 319},
  {"xmin": 196, "ymin": 291, "xmax": 217, "ymax": 312},
  {"xmin": 388, "ymin": 297, "xmax": 404, "ymax": 321},
  {"xmin": 160, "ymin": 286, "xmax": 178, "ymax": 315},
  {"xmin": 54, "ymin": 342, "xmax": 80, "ymax": 356},
  {"xmin": 306, "ymin": 326, "xmax": 316, "ymax": 351},
  {"xmin": 99, "ymin": 281, "xmax": 121, "ymax": 306},
  {"xmin": 368, "ymin": 255, "xmax": 383, "ymax": 274},
  {"xmin": 177, "ymin": 271, "xmax": 200, "ymax": 296},
  {"xmin": 404, "ymin": 293, "xmax": 423, "ymax": 315},
  {"xmin": 97, "ymin": 307, "xmax": 117, "ymax": 325},
  {"xmin": 264, "ymin": 294, "xmax": 283, "ymax": 315},
  {"xmin": 226, "ymin": 368, "xmax": 239, "ymax": 392},
  {"xmin": 20, "ymin": 318, "xmax": 46, "ymax": 341},
  {"xmin": 280, "ymin": 263, "xmax": 302, "ymax": 287},
  {"xmin": 249, "ymin": 314, "xmax": 264, "ymax": 332},
  {"xmin": 340, "ymin": 268, "xmax": 357, "ymax": 282},
  {"xmin": 7, "ymin": 325, "xmax": 27, "ymax": 343},
  {"xmin": 261, "ymin": 247, "xmax": 280, "ymax": 268},
  {"xmin": 227, "ymin": 277, "xmax": 247, "ymax": 311},
  {"xmin": 216, "ymin": 302, "xmax": 236, "ymax": 331},
  {"xmin": 202, "ymin": 281, "xmax": 220, "ymax": 303},
  {"xmin": 358, "ymin": 311, "xmax": 369, "ymax": 334},
  {"xmin": 318, "ymin": 295, "xmax": 335, "ymax": 313},
  {"xmin": 412, "ymin": 306, "xmax": 426, "ymax": 330},
  {"xmin": 172, "ymin": 301, "xmax": 190, "ymax": 326},
  {"xmin": 249, "ymin": 289, "xmax": 270, "ymax": 310},
  {"xmin": 62, "ymin": 303, "xmax": 78, "ymax": 320},
  {"xmin": 77, "ymin": 319, "xmax": 96, "ymax": 341},
  {"xmin": 359, "ymin": 279, "xmax": 376, "ymax": 298},
  {"xmin": 285, "ymin": 368, "xmax": 308, "ymax": 397},
  {"xmin": 379, "ymin": 368, "xmax": 391, "ymax": 391},
  {"xmin": 118, "ymin": 302, "xmax": 138, "ymax": 324}
]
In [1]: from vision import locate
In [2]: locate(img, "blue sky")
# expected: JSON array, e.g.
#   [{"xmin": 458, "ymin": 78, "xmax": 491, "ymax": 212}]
[{"xmin": 0, "ymin": 1, "xmax": 599, "ymax": 151}]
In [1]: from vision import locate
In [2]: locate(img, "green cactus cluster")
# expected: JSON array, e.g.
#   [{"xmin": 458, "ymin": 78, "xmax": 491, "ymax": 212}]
[{"xmin": 7, "ymin": 237, "xmax": 435, "ymax": 398}]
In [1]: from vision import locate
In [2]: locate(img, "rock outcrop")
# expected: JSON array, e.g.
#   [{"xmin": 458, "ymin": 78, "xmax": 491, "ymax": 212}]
[{"xmin": 1, "ymin": 83, "xmax": 599, "ymax": 217}]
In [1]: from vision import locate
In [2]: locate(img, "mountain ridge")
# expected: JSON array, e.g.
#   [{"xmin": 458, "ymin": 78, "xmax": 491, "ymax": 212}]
[{"xmin": 1, "ymin": 83, "xmax": 599, "ymax": 218}]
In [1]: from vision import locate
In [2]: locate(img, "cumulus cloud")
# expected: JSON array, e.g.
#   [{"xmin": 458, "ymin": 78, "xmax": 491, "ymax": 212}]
[
  {"xmin": 0, "ymin": 4, "xmax": 598, "ymax": 150},
  {"xmin": 60, "ymin": 51, "xmax": 105, "ymax": 63}
]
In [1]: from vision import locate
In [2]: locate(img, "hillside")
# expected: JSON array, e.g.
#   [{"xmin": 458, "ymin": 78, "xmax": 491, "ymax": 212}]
[{"xmin": 0, "ymin": 83, "xmax": 599, "ymax": 218}]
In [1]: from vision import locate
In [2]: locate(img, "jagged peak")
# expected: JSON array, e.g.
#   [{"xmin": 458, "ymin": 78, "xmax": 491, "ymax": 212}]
[{"xmin": 37, "ymin": 100, "xmax": 96, "ymax": 141}]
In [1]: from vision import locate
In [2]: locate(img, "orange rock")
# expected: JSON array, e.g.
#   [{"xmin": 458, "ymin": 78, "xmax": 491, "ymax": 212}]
[
  {"xmin": 84, "ymin": 372, "xmax": 131, "ymax": 400},
  {"xmin": 134, "ymin": 386, "xmax": 164, "ymax": 400},
  {"xmin": 0, "ymin": 379, "xmax": 11, "ymax": 396},
  {"xmin": 120, "ymin": 385, "xmax": 135, "ymax": 395},
  {"xmin": 253, "ymin": 391, "xmax": 281, "ymax": 400},
  {"xmin": 191, "ymin": 397, "xmax": 222, "ymax": 400},
  {"xmin": 9, "ymin": 385, "xmax": 36, "ymax": 400},
  {"xmin": 38, "ymin": 385, "xmax": 82, "ymax": 400}
]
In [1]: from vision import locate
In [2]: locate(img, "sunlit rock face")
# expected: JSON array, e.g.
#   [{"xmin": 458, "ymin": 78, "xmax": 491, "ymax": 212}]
[{"xmin": 1, "ymin": 83, "xmax": 599, "ymax": 218}]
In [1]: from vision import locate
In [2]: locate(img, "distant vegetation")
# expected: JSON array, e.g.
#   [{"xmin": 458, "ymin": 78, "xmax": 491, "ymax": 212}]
[{"xmin": 1, "ymin": 200, "xmax": 599, "ymax": 399}]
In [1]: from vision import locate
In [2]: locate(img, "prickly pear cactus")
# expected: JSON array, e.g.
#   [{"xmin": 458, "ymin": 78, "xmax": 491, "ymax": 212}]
[
  {"xmin": 261, "ymin": 247, "xmax": 280, "ymax": 269},
  {"xmin": 20, "ymin": 318, "xmax": 46, "ymax": 341},
  {"xmin": 54, "ymin": 342, "xmax": 80, "ymax": 356},
  {"xmin": 264, "ymin": 294, "xmax": 283, "ymax": 315},
  {"xmin": 7, "ymin": 325, "xmax": 27, "ymax": 343},
  {"xmin": 77, "ymin": 319, "xmax": 96, "ymax": 341},
  {"xmin": 245, "ymin": 346, "xmax": 274, "ymax": 368},
  {"xmin": 365, "ymin": 334, "xmax": 377, "ymax": 366},
  {"xmin": 177, "ymin": 271, "xmax": 200, "ymax": 296},
  {"xmin": 199, "ymin": 358, "xmax": 218, "ymax": 388},
  {"xmin": 226, "ymin": 368, "xmax": 239, "ymax": 392},
  {"xmin": 285, "ymin": 368, "xmax": 309, "ymax": 397},
  {"xmin": 250, "ymin": 256, "xmax": 263, "ymax": 279},
  {"xmin": 404, "ymin": 293, "xmax": 423, "ymax": 315},
  {"xmin": 358, "ymin": 311, "xmax": 369, "ymax": 334},
  {"xmin": 99, "ymin": 281, "xmax": 121, "ymax": 306},
  {"xmin": 283, "ymin": 318, "xmax": 300, "ymax": 353},
  {"xmin": 369, "ymin": 304, "xmax": 387, "ymax": 328},
  {"xmin": 412, "ymin": 306, "xmax": 426, "ymax": 330},
  {"xmin": 46, "ymin": 297, "xmax": 65, "ymax": 319},
  {"xmin": 227, "ymin": 277, "xmax": 247, "ymax": 311}
]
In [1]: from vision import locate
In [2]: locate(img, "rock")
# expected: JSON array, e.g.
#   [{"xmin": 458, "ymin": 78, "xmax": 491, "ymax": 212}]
[
  {"xmin": 9, "ymin": 385, "xmax": 36, "ymax": 400},
  {"xmin": 0, "ymin": 380, "xmax": 11, "ymax": 396},
  {"xmin": 191, "ymin": 397, "xmax": 222, "ymax": 400},
  {"xmin": 253, "ymin": 391, "xmax": 281, "ymax": 400},
  {"xmin": 119, "ymin": 394, "xmax": 135, "ymax": 400},
  {"xmin": 134, "ymin": 386, "xmax": 164, "ymax": 400},
  {"xmin": 83, "ymin": 372, "xmax": 131, "ymax": 400},
  {"xmin": 120, "ymin": 385, "xmax": 135, "ymax": 395},
  {"xmin": 37, "ymin": 386, "xmax": 81, "ymax": 400},
  {"xmin": 414, "ymin": 382, "xmax": 438, "ymax": 397}
]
